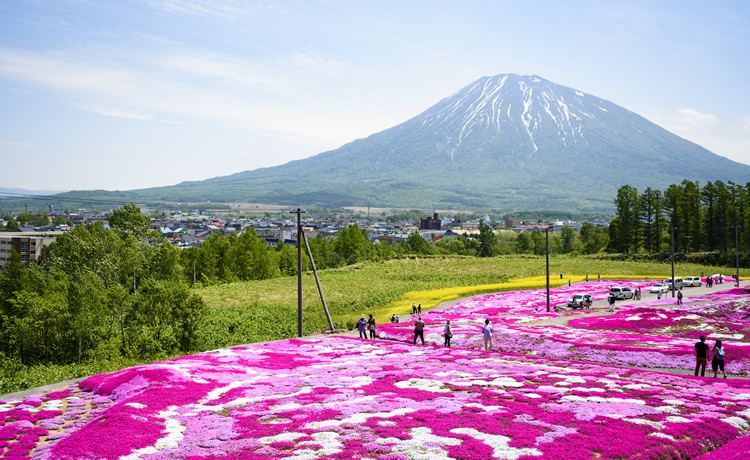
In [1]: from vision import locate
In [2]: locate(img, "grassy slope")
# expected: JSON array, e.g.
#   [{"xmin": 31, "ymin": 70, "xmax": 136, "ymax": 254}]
[{"xmin": 199, "ymin": 255, "xmax": 745, "ymax": 328}]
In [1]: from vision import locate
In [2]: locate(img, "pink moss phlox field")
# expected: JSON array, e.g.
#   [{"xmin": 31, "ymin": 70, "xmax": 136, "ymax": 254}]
[
  {"xmin": 3, "ymin": 336, "xmax": 750, "ymax": 458},
  {"xmin": 377, "ymin": 280, "xmax": 750, "ymax": 373}
]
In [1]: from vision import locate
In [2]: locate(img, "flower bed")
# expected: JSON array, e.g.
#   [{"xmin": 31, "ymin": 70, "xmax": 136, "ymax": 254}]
[
  {"xmin": 377, "ymin": 281, "xmax": 750, "ymax": 373},
  {"xmin": 3, "ymin": 337, "xmax": 750, "ymax": 459}
]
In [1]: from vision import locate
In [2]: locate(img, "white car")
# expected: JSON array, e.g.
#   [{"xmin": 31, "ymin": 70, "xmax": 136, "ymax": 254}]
[
  {"xmin": 649, "ymin": 283, "xmax": 669, "ymax": 294},
  {"xmin": 684, "ymin": 276, "xmax": 701, "ymax": 287}
]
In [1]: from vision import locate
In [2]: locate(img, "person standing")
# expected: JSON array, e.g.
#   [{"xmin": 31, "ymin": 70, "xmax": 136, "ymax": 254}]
[
  {"xmin": 413, "ymin": 315, "xmax": 425, "ymax": 345},
  {"xmin": 417, "ymin": 303, "xmax": 422, "ymax": 315},
  {"xmin": 357, "ymin": 314, "xmax": 367, "ymax": 339},
  {"xmin": 695, "ymin": 335, "xmax": 709, "ymax": 377},
  {"xmin": 367, "ymin": 314, "xmax": 376, "ymax": 339},
  {"xmin": 608, "ymin": 293, "xmax": 616, "ymax": 312},
  {"xmin": 482, "ymin": 319, "xmax": 494, "ymax": 351},
  {"xmin": 443, "ymin": 320, "xmax": 452, "ymax": 347},
  {"xmin": 677, "ymin": 290, "xmax": 683, "ymax": 305},
  {"xmin": 712, "ymin": 339, "xmax": 727, "ymax": 378},
  {"xmin": 412, "ymin": 303, "xmax": 417, "ymax": 314}
]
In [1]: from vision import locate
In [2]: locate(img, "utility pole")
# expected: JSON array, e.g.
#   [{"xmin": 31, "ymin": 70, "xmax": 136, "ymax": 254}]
[
  {"xmin": 735, "ymin": 226, "xmax": 741, "ymax": 287},
  {"xmin": 545, "ymin": 227, "xmax": 550, "ymax": 313},
  {"xmin": 290, "ymin": 208, "xmax": 306, "ymax": 337},
  {"xmin": 670, "ymin": 227, "xmax": 675, "ymax": 298}
]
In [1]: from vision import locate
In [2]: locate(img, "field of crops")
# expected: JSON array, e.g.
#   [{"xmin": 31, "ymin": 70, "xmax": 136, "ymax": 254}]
[{"xmin": 198, "ymin": 255, "xmax": 744, "ymax": 329}]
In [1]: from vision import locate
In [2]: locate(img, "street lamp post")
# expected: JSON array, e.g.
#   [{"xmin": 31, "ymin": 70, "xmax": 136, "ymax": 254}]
[{"xmin": 290, "ymin": 208, "xmax": 306, "ymax": 337}]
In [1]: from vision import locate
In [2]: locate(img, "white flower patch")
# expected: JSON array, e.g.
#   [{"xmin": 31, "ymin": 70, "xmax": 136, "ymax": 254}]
[
  {"xmin": 649, "ymin": 432, "xmax": 676, "ymax": 441},
  {"xmin": 378, "ymin": 420, "xmax": 397, "ymax": 426},
  {"xmin": 338, "ymin": 376, "xmax": 374, "ymax": 388},
  {"xmin": 561, "ymin": 395, "xmax": 586, "ymax": 402},
  {"xmin": 712, "ymin": 333, "xmax": 744, "ymax": 340},
  {"xmin": 395, "ymin": 378, "xmax": 452, "ymax": 393},
  {"xmin": 548, "ymin": 375, "xmax": 586, "ymax": 384},
  {"xmin": 622, "ymin": 384, "xmax": 651, "ymax": 390},
  {"xmin": 665, "ymin": 416, "xmax": 691, "ymax": 423},
  {"xmin": 624, "ymin": 315, "xmax": 641, "ymax": 321},
  {"xmin": 524, "ymin": 393, "xmax": 544, "ymax": 399},
  {"xmin": 434, "ymin": 371, "xmax": 475, "ymax": 378},
  {"xmin": 696, "ymin": 323, "xmax": 714, "ymax": 331},
  {"xmin": 675, "ymin": 314, "xmax": 701, "ymax": 320},
  {"xmin": 464, "ymin": 403, "xmax": 506, "ymax": 412},
  {"xmin": 722, "ymin": 417, "xmax": 750, "ymax": 430},
  {"xmin": 662, "ymin": 399, "xmax": 686, "ymax": 406},
  {"xmin": 389, "ymin": 427, "xmax": 461, "ymax": 459},
  {"xmin": 270, "ymin": 403, "xmax": 302, "ymax": 411},
  {"xmin": 305, "ymin": 407, "xmax": 417, "ymax": 430},
  {"xmin": 489, "ymin": 377, "xmax": 524, "ymax": 388},
  {"xmin": 571, "ymin": 387, "xmax": 605, "ymax": 393},
  {"xmin": 291, "ymin": 432, "xmax": 347, "ymax": 459},
  {"xmin": 538, "ymin": 385, "xmax": 569, "ymax": 393},
  {"xmin": 450, "ymin": 428, "xmax": 542, "ymax": 459},
  {"xmin": 655, "ymin": 406, "xmax": 681, "ymax": 414},
  {"xmin": 122, "ymin": 406, "xmax": 185, "ymax": 459},
  {"xmin": 259, "ymin": 431, "xmax": 304, "ymax": 443},
  {"xmin": 657, "ymin": 313, "xmax": 667, "ymax": 319},
  {"xmin": 125, "ymin": 402, "xmax": 147, "ymax": 409},
  {"xmin": 625, "ymin": 418, "xmax": 665, "ymax": 430}
]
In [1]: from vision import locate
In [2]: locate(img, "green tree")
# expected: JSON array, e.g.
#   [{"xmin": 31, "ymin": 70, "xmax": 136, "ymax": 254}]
[
  {"xmin": 108, "ymin": 202, "xmax": 151, "ymax": 238},
  {"xmin": 477, "ymin": 222, "xmax": 497, "ymax": 257},
  {"xmin": 335, "ymin": 225, "xmax": 373, "ymax": 263},
  {"xmin": 4, "ymin": 215, "xmax": 19, "ymax": 232},
  {"xmin": 612, "ymin": 185, "xmax": 639, "ymax": 253}
]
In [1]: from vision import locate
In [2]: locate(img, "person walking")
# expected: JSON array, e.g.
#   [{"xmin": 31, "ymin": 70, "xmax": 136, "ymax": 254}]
[
  {"xmin": 443, "ymin": 320, "xmax": 452, "ymax": 347},
  {"xmin": 711, "ymin": 339, "xmax": 727, "ymax": 378},
  {"xmin": 694, "ymin": 335, "xmax": 709, "ymax": 377},
  {"xmin": 357, "ymin": 314, "xmax": 367, "ymax": 339},
  {"xmin": 417, "ymin": 303, "xmax": 422, "ymax": 315},
  {"xmin": 367, "ymin": 314, "xmax": 376, "ymax": 339},
  {"xmin": 608, "ymin": 293, "xmax": 616, "ymax": 312},
  {"xmin": 677, "ymin": 290, "xmax": 683, "ymax": 305},
  {"xmin": 412, "ymin": 303, "xmax": 417, "ymax": 314},
  {"xmin": 413, "ymin": 315, "xmax": 425, "ymax": 345},
  {"xmin": 482, "ymin": 319, "xmax": 494, "ymax": 351}
]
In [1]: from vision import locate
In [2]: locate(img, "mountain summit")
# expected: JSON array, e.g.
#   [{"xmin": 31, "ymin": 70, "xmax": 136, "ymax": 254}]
[{"xmin": 146, "ymin": 74, "xmax": 750, "ymax": 212}]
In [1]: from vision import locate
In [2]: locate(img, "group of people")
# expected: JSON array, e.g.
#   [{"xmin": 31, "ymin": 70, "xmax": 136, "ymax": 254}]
[
  {"xmin": 390, "ymin": 313, "xmax": 400, "ymax": 323},
  {"xmin": 411, "ymin": 303, "xmax": 422, "ymax": 314},
  {"xmin": 706, "ymin": 275, "xmax": 723, "ymax": 288},
  {"xmin": 694, "ymin": 335, "xmax": 727, "ymax": 378},
  {"xmin": 356, "ymin": 314, "xmax": 377, "ymax": 339}
]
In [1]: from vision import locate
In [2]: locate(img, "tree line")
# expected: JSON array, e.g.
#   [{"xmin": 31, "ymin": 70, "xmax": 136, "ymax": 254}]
[{"xmin": 608, "ymin": 180, "xmax": 749, "ymax": 265}]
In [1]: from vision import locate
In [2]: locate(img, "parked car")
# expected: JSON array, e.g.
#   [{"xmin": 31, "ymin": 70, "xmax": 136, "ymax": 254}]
[
  {"xmin": 683, "ymin": 276, "xmax": 701, "ymax": 287},
  {"xmin": 566, "ymin": 294, "xmax": 593, "ymax": 309},
  {"xmin": 649, "ymin": 283, "xmax": 669, "ymax": 294},
  {"xmin": 609, "ymin": 287, "xmax": 634, "ymax": 300},
  {"xmin": 665, "ymin": 277, "xmax": 684, "ymax": 290}
]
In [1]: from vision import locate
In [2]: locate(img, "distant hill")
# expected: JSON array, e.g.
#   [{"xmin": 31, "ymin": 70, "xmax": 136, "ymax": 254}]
[{"xmin": 17, "ymin": 74, "xmax": 750, "ymax": 213}]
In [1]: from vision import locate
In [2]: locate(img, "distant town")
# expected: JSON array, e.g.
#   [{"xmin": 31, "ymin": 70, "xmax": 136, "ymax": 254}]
[{"xmin": 0, "ymin": 208, "xmax": 609, "ymax": 270}]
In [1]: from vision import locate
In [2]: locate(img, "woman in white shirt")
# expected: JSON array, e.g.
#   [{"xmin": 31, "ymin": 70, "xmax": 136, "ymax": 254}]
[{"xmin": 712, "ymin": 339, "xmax": 727, "ymax": 379}]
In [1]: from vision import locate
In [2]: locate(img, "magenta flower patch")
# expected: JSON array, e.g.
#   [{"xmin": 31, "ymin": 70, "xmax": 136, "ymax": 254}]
[{"xmin": 1, "ymin": 334, "xmax": 750, "ymax": 458}]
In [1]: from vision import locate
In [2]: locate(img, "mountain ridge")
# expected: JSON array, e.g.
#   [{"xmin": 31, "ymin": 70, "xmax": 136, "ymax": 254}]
[{"xmin": 28, "ymin": 74, "xmax": 750, "ymax": 213}]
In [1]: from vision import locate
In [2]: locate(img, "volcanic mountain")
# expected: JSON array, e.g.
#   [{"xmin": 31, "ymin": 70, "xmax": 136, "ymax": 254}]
[{"xmin": 91, "ymin": 74, "xmax": 750, "ymax": 212}]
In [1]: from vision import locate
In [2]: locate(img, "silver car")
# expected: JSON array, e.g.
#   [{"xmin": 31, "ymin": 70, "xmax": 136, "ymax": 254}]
[{"xmin": 609, "ymin": 287, "xmax": 634, "ymax": 300}]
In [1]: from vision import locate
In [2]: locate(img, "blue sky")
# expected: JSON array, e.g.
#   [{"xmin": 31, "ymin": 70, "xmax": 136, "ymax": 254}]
[{"xmin": 1, "ymin": 1, "xmax": 749, "ymax": 191}]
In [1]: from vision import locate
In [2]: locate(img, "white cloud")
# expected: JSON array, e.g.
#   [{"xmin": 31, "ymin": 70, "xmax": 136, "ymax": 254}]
[
  {"xmin": 0, "ymin": 139, "xmax": 32, "ymax": 147},
  {"xmin": 83, "ymin": 105, "xmax": 155, "ymax": 121},
  {"xmin": 673, "ymin": 108, "xmax": 719, "ymax": 131}
]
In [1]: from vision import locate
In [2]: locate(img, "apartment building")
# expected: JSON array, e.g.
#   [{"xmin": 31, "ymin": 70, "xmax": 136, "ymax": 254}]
[{"xmin": 0, "ymin": 232, "xmax": 61, "ymax": 269}]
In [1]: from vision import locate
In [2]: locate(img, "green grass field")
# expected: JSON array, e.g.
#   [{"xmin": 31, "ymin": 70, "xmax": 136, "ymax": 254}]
[{"xmin": 199, "ymin": 254, "xmax": 744, "ymax": 328}]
